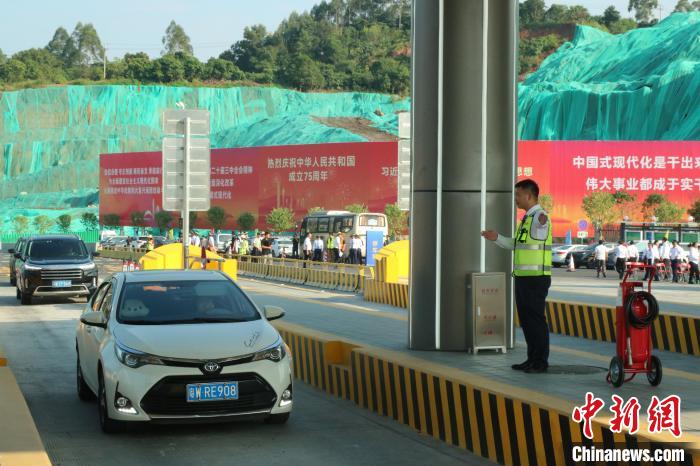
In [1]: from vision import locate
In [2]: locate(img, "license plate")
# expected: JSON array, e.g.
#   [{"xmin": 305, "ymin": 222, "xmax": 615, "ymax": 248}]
[
  {"xmin": 52, "ymin": 280, "xmax": 72, "ymax": 288},
  {"xmin": 186, "ymin": 382, "xmax": 238, "ymax": 402}
]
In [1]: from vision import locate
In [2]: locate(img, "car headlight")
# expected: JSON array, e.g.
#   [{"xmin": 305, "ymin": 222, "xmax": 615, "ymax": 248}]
[
  {"xmin": 80, "ymin": 263, "xmax": 97, "ymax": 271},
  {"xmin": 252, "ymin": 342, "xmax": 286, "ymax": 363},
  {"xmin": 23, "ymin": 264, "xmax": 42, "ymax": 271},
  {"xmin": 114, "ymin": 341, "xmax": 164, "ymax": 368}
]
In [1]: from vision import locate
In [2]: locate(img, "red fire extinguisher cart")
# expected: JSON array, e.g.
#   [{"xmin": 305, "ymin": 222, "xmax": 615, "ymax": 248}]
[{"xmin": 607, "ymin": 262, "xmax": 662, "ymax": 388}]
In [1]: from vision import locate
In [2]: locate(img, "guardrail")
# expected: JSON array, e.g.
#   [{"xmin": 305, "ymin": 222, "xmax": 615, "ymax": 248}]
[
  {"xmin": 97, "ymin": 246, "xmax": 149, "ymax": 261},
  {"xmin": 223, "ymin": 254, "xmax": 372, "ymax": 293},
  {"xmin": 274, "ymin": 321, "xmax": 699, "ymax": 466}
]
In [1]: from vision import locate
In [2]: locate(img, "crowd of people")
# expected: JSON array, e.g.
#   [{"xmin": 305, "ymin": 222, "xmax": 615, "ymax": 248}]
[
  {"xmin": 594, "ymin": 238, "xmax": 699, "ymax": 284},
  {"xmin": 301, "ymin": 232, "xmax": 365, "ymax": 264}
]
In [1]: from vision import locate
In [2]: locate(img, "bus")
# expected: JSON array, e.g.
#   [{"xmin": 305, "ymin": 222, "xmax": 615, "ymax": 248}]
[{"xmin": 299, "ymin": 210, "xmax": 388, "ymax": 258}]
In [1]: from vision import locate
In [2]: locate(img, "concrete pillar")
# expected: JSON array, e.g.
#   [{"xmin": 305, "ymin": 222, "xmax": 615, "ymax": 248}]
[{"xmin": 409, "ymin": 0, "xmax": 518, "ymax": 350}]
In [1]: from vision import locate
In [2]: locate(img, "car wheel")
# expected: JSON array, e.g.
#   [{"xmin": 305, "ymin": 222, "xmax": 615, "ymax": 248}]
[
  {"xmin": 77, "ymin": 351, "xmax": 95, "ymax": 401},
  {"xmin": 20, "ymin": 291, "xmax": 32, "ymax": 305},
  {"xmin": 98, "ymin": 370, "xmax": 123, "ymax": 433},
  {"xmin": 265, "ymin": 412, "xmax": 290, "ymax": 424}
]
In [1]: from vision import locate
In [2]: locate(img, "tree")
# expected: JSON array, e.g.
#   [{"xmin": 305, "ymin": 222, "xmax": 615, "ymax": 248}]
[
  {"xmin": 266, "ymin": 208, "xmax": 295, "ymax": 232},
  {"xmin": 13, "ymin": 215, "xmax": 30, "ymax": 235},
  {"xmin": 207, "ymin": 206, "xmax": 227, "ymax": 232},
  {"xmin": 154, "ymin": 211, "xmax": 173, "ymax": 234},
  {"xmin": 71, "ymin": 23, "xmax": 105, "ymax": 65},
  {"xmin": 564, "ymin": 5, "xmax": 591, "ymax": 22},
  {"xmin": 80, "ymin": 212, "xmax": 99, "ymax": 230},
  {"xmin": 203, "ymin": 58, "xmax": 244, "ymax": 81},
  {"xmin": 33, "ymin": 215, "xmax": 54, "ymax": 234},
  {"xmin": 612, "ymin": 190, "xmax": 637, "ymax": 221},
  {"xmin": 237, "ymin": 212, "xmax": 256, "ymax": 231},
  {"xmin": 688, "ymin": 199, "xmax": 700, "ymax": 220},
  {"xmin": 384, "ymin": 203, "xmax": 408, "ymax": 238},
  {"xmin": 0, "ymin": 48, "xmax": 6, "ymax": 65},
  {"xmin": 581, "ymin": 192, "xmax": 617, "ymax": 238},
  {"xmin": 46, "ymin": 27, "xmax": 79, "ymax": 67},
  {"xmin": 628, "ymin": 0, "xmax": 659, "ymax": 24},
  {"xmin": 0, "ymin": 59, "xmax": 27, "ymax": 82},
  {"xmin": 344, "ymin": 203, "xmax": 367, "ymax": 214},
  {"xmin": 654, "ymin": 200, "xmax": 685, "ymax": 223},
  {"xmin": 130, "ymin": 211, "xmax": 145, "ymax": 235},
  {"xmin": 189, "ymin": 211, "xmax": 198, "ymax": 229},
  {"xmin": 102, "ymin": 213, "xmax": 121, "ymax": 231},
  {"xmin": 223, "ymin": 25, "xmax": 276, "ymax": 78},
  {"xmin": 539, "ymin": 194, "xmax": 554, "ymax": 213},
  {"xmin": 520, "ymin": 0, "xmax": 547, "ymax": 25},
  {"xmin": 173, "ymin": 52, "xmax": 203, "ymax": 80},
  {"xmin": 162, "ymin": 21, "xmax": 193, "ymax": 56},
  {"xmin": 602, "ymin": 6, "xmax": 621, "ymax": 26},
  {"xmin": 56, "ymin": 214, "xmax": 72, "ymax": 233},
  {"xmin": 123, "ymin": 52, "xmax": 152, "ymax": 81},
  {"xmin": 307, "ymin": 206, "xmax": 324, "ymax": 215},
  {"xmin": 642, "ymin": 193, "xmax": 665, "ymax": 220},
  {"xmin": 674, "ymin": 0, "xmax": 693, "ymax": 11},
  {"xmin": 150, "ymin": 54, "xmax": 185, "ymax": 82}
]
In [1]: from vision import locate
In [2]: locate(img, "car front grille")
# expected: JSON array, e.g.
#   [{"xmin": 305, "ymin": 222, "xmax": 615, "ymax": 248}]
[
  {"xmin": 140, "ymin": 372, "xmax": 277, "ymax": 417},
  {"xmin": 41, "ymin": 269, "xmax": 82, "ymax": 281}
]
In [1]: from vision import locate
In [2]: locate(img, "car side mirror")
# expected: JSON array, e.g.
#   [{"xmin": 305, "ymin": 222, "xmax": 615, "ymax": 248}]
[
  {"xmin": 14, "ymin": 253, "xmax": 22, "ymax": 259},
  {"xmin": 92, "ymin": 251, "xmax": 100, "ymax": 257},
  {"xmin": 263, "ymin": 305, "xmax": 285, "ymax": 321},
  {"xmin": 80, "ymin": 311, "xmax": 107, "ymax": 328},
  {"xmin": 8, "ymin": 249, "xmax": 15, "ymax": 254}
]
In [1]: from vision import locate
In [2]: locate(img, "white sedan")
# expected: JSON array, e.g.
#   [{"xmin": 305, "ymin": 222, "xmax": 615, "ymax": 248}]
[{"xmin": 76, "ymin": 270, "xmax": 293, "ymax": 433}]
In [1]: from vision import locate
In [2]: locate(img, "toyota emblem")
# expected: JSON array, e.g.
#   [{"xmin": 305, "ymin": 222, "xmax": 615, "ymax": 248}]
[{"xmin": 203, "ymin": 362, "xmax": 220, "ymax": 373}]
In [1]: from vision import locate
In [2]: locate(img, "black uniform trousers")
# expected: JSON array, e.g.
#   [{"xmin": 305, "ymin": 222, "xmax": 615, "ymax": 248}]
[{"xmin": 514, "ymin": 275, "xmax": 551, "ymax": 366}]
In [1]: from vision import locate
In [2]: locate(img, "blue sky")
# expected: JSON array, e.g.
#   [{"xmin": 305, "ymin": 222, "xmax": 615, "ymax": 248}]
[{"xmin": 1, "ymin": 0, "xmax": 678, "ymax": 61}]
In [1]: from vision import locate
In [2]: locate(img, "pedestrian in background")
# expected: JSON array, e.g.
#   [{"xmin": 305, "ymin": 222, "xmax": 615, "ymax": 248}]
[
  {"xmin": 614, "ymin": 240, "xmax": 628, "ymax": 279},
  {"xmin": 688, "ymin": 242, "xmax": 699, "ymax": 284},
  {"xmin": 292, "ymin": 235, "xmax": 299, "ymax": 259},
  {"xmin": 594, "ymin": 240, "xmax": 607, "ymax": 278},
  {"xmin": 313, "ymin": 236, "xmax": 324, "ymax": 262},
  {"xmin": 303, "ymin": 233, "xmax": 312, "ymax": 261},
  {"xmin": 669, "ymin": 240, "xmax": 684, "ymax": 283},
  {"xmin": 659, "ymin": 238, "xmax": 672, "ymax": 280},
  {"xmin": 628, "ymin": 240, "xmax": 639, "ymax": 263}
]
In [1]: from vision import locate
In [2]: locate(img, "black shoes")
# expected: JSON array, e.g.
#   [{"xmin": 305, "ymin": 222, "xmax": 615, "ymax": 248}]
[
  {"xmin": 524, "ymin": 362, "xmax": 548, "ymax": 374},
  {"xmin": 511, "ymin": 361, "xmax": 532, "ymax": 370}
]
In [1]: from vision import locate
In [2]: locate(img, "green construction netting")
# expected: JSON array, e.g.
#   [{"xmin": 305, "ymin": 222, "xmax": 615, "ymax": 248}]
[
  {"xmin": 0, "ymin": 85, "xmax": 409, "ymax": 231},
  {"xmin": 519, "ymin": 12, "xmax": 700, "ymax": 140}
]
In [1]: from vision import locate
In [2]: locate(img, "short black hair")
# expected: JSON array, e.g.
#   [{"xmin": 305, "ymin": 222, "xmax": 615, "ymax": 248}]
[
  {"xmin": 598, "ymin": 240, "xmax": 604, "ymax": 244},
  {"xmin": 514, "ymin": 179, "xmax": 539, "ymax": 198}
]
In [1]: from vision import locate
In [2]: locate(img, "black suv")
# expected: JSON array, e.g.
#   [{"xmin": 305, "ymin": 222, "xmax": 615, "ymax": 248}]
[{"xmin": 14, "ymin": 235, "xmax": 99, "ymax": 305}]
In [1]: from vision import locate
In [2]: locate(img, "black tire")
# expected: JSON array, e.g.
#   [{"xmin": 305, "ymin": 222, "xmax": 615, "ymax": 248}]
[
  {"xmin": 609, "ymin": 356, "xmax": 625, "ymax": 388},
  {"xmin": 77, "ymin": 352, "xmax": 95, "ymax": 401},
  {"xmin": 265, "ymin": 412, "xmax": 290, "ymax": 425},
  {"xmin": 647, "ymin": 355, "xmax": 662, "ymax": 386},
  {"xmin": 20, "ymin": 291, "xmax": 32, "ymax": 305},
  {"xmin": 98, "ymin": 371, "xmax": 122, "ymax": 433}
]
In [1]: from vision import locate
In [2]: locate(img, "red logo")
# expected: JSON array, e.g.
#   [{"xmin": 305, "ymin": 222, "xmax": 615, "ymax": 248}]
[
  {"xmin": 609, "ymin": 395, "xmax": 641, "ymax": 435},
  {"xmin": 572, "ymin": 392, "xmax": 605, "ymax": 440},
  {"xmin": 647, "ymin": 395, "xmax": 682, "ymax": 438}
]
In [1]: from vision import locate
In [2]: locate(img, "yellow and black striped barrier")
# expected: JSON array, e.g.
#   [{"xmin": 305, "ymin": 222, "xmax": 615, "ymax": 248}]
[
  {"xmin": 363, "ymin": 278, "xmax": 409, "ymax": 308},
  {"xmin": 274, "ymin": 321, "xmax": 699, "ymax": 466},
  {"xmin": 361, "ymin": 281, "xmax": 700, "ymax": 357},
  {"xmin": 538, "ymin": 301, "xmax": 700, "ymax": 356}
]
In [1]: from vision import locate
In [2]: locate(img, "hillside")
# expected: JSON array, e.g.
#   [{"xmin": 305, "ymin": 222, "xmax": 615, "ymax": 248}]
[{"xmin": 0, "ymin": 85, "xmax": 409, "ymax": 229}]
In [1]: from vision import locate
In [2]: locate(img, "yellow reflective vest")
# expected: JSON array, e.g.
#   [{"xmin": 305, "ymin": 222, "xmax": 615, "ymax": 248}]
[{"xmin": 513, "ymin": 210, "xmax": 552, "ymax": 277}]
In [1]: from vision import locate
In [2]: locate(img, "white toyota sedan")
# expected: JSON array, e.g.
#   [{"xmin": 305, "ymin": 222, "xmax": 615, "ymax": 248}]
[{"xmin": 76, "ymin": 270, "xmax": 293, "ymax": 433}]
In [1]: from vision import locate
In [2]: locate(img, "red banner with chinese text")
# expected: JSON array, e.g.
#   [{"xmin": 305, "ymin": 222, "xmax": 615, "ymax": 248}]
[
  {"xmin": 518, "ymin": 141, "xmax": 700, "ymax": 238},
  {"xmin": 99, "ymin": 142, "xmax": 399, "ymax": 230}
]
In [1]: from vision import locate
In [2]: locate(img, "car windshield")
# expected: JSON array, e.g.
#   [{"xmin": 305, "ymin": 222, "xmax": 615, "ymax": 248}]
[
  {"xmin": 28, "ymin": 239, "xmax": 88, "ymax": 259},
  {"xmin": 218, "ymin": 234, "xmax": 232, "ymax": 242},
  {"xmin": 117, "ymin": 280, "xmax": 261, "ymax": 325}
]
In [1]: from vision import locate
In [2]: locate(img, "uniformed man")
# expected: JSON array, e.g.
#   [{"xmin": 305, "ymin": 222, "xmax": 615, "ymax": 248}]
[{"xmin": 481, "ymin": 179, "xmax": 552, "ymax": 374}]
